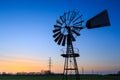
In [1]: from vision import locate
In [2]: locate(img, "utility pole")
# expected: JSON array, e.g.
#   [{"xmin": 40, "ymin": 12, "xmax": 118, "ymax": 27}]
[
  {"xmin": 48, "ymin": 57, "xmax": 51, "ymax": 74},
  {"xmin": 82, "ymin": 67, "xmax": 84, "ymax": 74}
]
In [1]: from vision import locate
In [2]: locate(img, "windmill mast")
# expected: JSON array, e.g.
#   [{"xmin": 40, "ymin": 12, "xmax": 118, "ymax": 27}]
[{"xmin": 61, "ymin": 26, "xmax": 80, "ymax": 80}]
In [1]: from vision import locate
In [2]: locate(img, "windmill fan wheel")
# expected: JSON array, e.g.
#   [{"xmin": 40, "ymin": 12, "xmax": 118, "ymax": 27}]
[{"xmin": 53, "ymin": 10, "xmax": 84, "ymax": 46}]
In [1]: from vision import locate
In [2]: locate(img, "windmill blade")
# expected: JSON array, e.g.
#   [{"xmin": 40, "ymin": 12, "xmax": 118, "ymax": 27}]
[
  {"xmin": 70, "ymin": 11, "xmax": 75, "ymax": 21},
  {"xmin": 57, "ymin": 34, "xmax": 64, "ymax": 45},
  {"xmin": 56, "ymin": 20, "xmax": 63, "ymax": 25},
  {"xmin": 60, "ymin": 13, "xmax": 66, "ymax": 24},
  {"xmin": 60, "ymin": 16, "xmax": 65, "ymax": 23},
  {"xmin": 53, "ymin": 29, "xmax": 61, "ymax": 33},
  {"xmin": 67, "ymin": 10, "xmax": 70, "ymax": 21},
  {"xmin": 68, "ymin": 11, "xmax": 75, "ymax": 24},
  {"xmin": 73, "ymin": 20, "xmax": 84, "ymax": 25},
  {"xmin": 73, "ymin": 26, "xmax": 83, "ymax": 30},
  {"xmin": 54, "ymin": 25, "xmax": 61, "ymax": 29},
  {"xmin": 63, "ymin": 13, "xmax": 67, "ymax": 25},
  {"xmin": 72, "ymin": 15, "xmax": 83, "ymax": 23},
  {"xmin": 54, "ymin": 33, "xmax": 62, "ymax": 42},
  {"xmin": 71, "ymin": 34, "xmax": 76, "ymax": 41},
  {"xmin": 70, "ymin": 11, "xmax": 78, "ymax": 22},
  {"xmin": 86, "ymin": 9, "xmax": 110, "ymax": 29},
  {"xmin": 62, "ymin": 35, "xmax": 67, "ymax": 46},
  {"xmin": 63, "ymin": 13, "xmax": 67, "ymax": 21},
  {"xmin": 73, "ymin": 24, "xmax": 83, "ymax": 27},
  {"xmin": 53, "ymin": 31, "xmax": 61, "ymax": 38},
  {"xmin": 72, "ymin": 30, "xmax": 80, "ymax": 36}
]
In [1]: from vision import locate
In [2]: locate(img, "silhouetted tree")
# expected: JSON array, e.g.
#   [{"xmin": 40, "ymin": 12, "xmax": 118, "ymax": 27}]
[
  {"xmin": 2, "ymin": 72, "xmax": 6, "ymax": 75},
  {"xmin": 117, "ymin": 71, "xmax": 120, "ymax": 74}
]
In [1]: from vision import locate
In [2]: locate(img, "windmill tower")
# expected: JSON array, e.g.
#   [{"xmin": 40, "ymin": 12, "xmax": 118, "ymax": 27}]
[{"xmin": 53, "ymin": 10, "xmax": 110, "ymax": 80}]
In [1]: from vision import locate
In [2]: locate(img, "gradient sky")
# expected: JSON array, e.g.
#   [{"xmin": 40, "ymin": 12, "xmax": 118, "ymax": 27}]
[{"xmin": 0, "ymin": 0, "xmax": 120, "ymax": 74}]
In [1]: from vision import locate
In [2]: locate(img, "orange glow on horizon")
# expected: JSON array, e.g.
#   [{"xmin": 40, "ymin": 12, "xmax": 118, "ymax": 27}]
[
  {"xmin": 0, "ymin": 59, "xmax": 119, "ymax": 73},
  {"xmin": 0, "ymin": 59, "xmax": 48, "ymax": 73}
]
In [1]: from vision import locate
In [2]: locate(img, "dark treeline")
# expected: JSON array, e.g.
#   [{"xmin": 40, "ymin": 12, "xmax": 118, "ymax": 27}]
[
  {"xmin": 0, "ymin": 73, "xmax": 120, "ymax": 76},
  {"xmin": 0, "ymin": 70, "xmax": 55, "ymax": 76},
  {"xmin": 0, "ymin": 70, "xmax": 120, "ymax": 76}
]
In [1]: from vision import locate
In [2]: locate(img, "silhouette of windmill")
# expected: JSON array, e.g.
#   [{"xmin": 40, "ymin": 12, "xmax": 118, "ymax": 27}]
[{"xmin": 53, "ymin": 10, "xmax": 110, "ymax": 80}]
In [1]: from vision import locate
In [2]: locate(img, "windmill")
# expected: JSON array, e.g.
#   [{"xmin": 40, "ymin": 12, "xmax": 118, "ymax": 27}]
[{"xmin": 53, "ymin": 10, "xmax": 110, "ymax": 80}]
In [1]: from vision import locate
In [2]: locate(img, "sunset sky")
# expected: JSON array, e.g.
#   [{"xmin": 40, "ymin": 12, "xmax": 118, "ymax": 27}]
[{"xmin": 0, "ymin": 0, "xmax": 120, "ymax": 74}]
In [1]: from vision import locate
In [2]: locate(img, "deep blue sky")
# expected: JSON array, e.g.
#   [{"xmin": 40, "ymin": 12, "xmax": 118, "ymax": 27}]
[{"xmin": 0, "ymin": 0, "xmax": 120, "ymax": 74}]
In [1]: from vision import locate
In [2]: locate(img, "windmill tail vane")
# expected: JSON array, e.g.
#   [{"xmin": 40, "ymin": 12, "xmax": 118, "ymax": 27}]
[{"xmin": 86, "ymin": 9, "xmax": 110, "ymax": 29}]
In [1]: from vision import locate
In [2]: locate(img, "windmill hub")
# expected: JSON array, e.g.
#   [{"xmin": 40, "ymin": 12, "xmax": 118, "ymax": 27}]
[
  {"xmin": 65, "ymin": 26, "xmax": 69, "ymax": 29},
  {"xmin": 65, "ymin": 26, "xmax": 71, "ymax": 32}
]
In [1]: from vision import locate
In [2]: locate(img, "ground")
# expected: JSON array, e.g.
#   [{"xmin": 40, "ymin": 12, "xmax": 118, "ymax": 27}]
[{"xmin": 0, "ymin": 74, "xmax": 120, "ymax": 80}]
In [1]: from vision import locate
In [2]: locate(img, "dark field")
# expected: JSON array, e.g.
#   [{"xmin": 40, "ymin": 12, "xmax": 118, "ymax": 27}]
[{"xmin": 0, "ymin": 75, "xmax": 120, "ymax": 80}]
